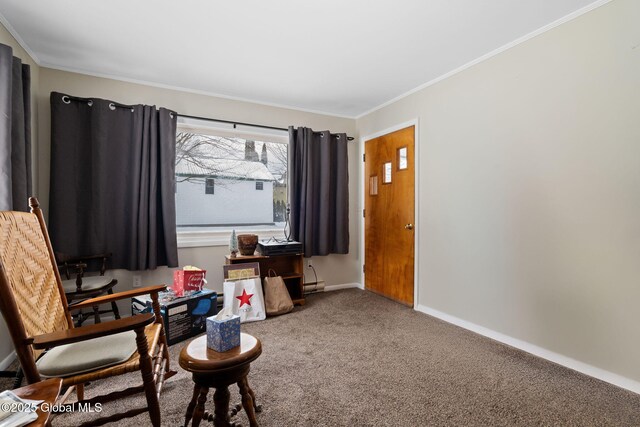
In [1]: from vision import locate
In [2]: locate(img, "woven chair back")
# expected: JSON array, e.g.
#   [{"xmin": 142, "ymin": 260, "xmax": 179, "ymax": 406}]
[{"xmin": 0, "ymin": 210, "xmax": 69, "ymax": 360}]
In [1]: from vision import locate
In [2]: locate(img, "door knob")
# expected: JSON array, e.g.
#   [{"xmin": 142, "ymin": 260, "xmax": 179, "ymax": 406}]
[{"xmin": 405, "ymin": 223, "xmax": 414, "ymax": 230}]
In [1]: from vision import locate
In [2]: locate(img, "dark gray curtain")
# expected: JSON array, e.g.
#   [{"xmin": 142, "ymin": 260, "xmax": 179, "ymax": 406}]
[
  {"xmin": 0, "ymin": 44, "xmax": 31, "ymax": 212},
  {"xmin": 288, "ymin": 126, "xmax": 349, "ymax": 256},
  {"xmin": 49, "ymin": 92, "xmax": 178, "ymax": 270}
]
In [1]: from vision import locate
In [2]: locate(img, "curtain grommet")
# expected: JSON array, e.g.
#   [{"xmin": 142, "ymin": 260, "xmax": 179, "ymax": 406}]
[{"xmin": 62, "ymin": 95, "xmax": 70, "ymax": 104}]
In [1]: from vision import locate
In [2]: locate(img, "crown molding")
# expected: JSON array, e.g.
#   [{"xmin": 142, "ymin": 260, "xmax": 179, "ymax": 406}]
[
  {"xmin": 355, "ymin": 0, "xmax": 613, "ymax": 119},
  {"xmin": 40, "ymin": 61, "xmax": 357, "ymax": 120},
  {"xmin": 1, "ymin": 0, "xmax": 612, "ymax": 120},
  {"xmin": 0, "ymin": 11, "xmax": 41, "ymax": 65}
]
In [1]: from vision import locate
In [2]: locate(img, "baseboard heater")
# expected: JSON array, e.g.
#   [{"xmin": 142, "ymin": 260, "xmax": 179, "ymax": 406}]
[{"xmin": 304, "ymin": 281, "xmax": 325, "ymax": 294}]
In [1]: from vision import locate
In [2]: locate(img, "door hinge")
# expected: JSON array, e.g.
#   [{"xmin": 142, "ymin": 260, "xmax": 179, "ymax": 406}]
[
  {"xmin": 362, "ymin": 153, "xmax": 365, "ymax": 162},
  {"xmin": 362, "ymin": 208, "xmax": 365, "ymax": 218},
  {"xmin": 363, "ymin": 264, "xmax": 365, "ymax": 273}
]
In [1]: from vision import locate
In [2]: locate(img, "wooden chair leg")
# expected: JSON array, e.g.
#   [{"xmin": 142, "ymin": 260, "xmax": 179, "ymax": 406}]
[
  {"xmin": 0, "ymin": 368, "xmax": 24, "ymax": 389},
  {"xmin": 76, "ymin": 383, "xmax": 85, "ymax": 401},
  {"xmin": 135, "ymin": 328, "xmax": 161, "ymax": 427},
  {"xmin": 92, "ymin": 305, "xmax": 101, "ymax": 324},
  {"xmin": 159, "ymin": 330, "xmax": 171, "ymax": 373},
  {"xmin": 13, "ymin": 368, "xmax": 23, "ymax": 390},
  {"xmin": 107, "ymin": 288, "xmax": 121, "ymax": 319},
  {"xmin": 75, "ymin": 309, "xmax": 85, "ymax": 327}
]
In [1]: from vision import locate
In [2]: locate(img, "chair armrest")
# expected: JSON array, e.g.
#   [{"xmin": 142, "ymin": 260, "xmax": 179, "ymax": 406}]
[
  {"xmin": 29, "ymin": 313, "xmax": 155, "ymax": 349},
  {"xmin": 56, "ymin": 252, "xmax": 112, "ymax": 275},
  {"xmin": 57, "ymin": 262, "xmax": 88, "ymax": 270},
  {"xmin": 70, "ymin": 285, "xmax": 167, "ymax": 311}
]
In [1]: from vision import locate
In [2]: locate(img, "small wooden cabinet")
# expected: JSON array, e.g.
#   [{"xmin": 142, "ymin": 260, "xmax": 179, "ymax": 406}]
[{"xmin": 225, "ymin": 253, "xmax": 305, "ymax": 305}]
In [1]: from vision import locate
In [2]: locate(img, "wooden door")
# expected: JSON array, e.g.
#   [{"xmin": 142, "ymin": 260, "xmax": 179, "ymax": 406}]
[{"xmin": 364, "ymin": 126, "xmax": 415, "ymax": 306}]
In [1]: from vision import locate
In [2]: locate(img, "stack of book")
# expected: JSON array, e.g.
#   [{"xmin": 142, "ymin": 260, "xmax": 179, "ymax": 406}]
[{"xmin": 0, "ymin": 390, "xmax": 41, "ymax": 427}]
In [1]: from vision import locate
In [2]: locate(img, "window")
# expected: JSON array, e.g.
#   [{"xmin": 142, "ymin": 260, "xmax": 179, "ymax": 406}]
[
  {"xmin": 383, "ymin": 162, "xmax": 392, "ymax": 183},
  {"xmin": 398, "ymin": 147, "xmax": 408, "ymax": 170},
  {"xmin": 175, "ymin": 124, "xmax": 288, "ymax": 244},
  {"xmin": 205, "ymin": 178, "xmax": 215, "ymax": 194}
]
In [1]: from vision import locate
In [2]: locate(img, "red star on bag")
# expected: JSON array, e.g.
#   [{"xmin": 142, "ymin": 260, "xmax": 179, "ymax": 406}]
[{"xmin": 236, "ymin": 289, "xmax": 254, "ymax": 307}]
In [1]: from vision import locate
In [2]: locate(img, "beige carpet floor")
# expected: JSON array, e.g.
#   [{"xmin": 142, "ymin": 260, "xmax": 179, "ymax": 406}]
[{"xmin": 4, "ymin": 288, "xmax": 640, "ymax": 426}]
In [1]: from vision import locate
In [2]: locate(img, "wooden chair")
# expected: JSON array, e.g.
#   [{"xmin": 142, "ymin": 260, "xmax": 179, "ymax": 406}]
[
  {"xmin": 0, "ymin": 197, "xmax": 175, "ymax": 427},
  {"xmin": 56, "ymin": 252, "xmax": 121, "ymax": 326}
]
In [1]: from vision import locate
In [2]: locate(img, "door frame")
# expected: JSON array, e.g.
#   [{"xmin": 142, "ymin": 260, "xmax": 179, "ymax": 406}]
[{"xmin": 359, "ymin": 119, "xmax": 420, "ymax": 307}]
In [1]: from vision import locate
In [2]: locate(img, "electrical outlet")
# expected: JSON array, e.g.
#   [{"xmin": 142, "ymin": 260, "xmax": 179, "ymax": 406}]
[
  {"xmin": 132, "ymin": 275, "xmax": 142, "ymax": 288},
  {"xmin": 307, "ymin": 260, "xmax": 313, "ymax": 268}
]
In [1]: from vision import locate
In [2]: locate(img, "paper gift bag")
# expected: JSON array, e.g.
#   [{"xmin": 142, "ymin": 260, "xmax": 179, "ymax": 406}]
[
  {"xmin": 173, "ymin": 266, "xmax": 206, "ymax": 297},
  {"xmin": 263, "ymin": 270, "xmax": 293, "ymax": 316},
  {"xmin": 223, "ymin": 277, "xmax": 266, "ymax": 323}
]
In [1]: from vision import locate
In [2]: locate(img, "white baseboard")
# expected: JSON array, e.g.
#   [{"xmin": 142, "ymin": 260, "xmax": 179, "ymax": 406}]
[
  {"xmin": 415, "ymin": 304, "xmax": 640, "ymax": 395},
  {"xmin": 324, "ymin": 282, "xmax": 363, "ymax": 292},
  {"xmin": 0, "ymin": 351, "xmax": 16, "ymax": 371}
]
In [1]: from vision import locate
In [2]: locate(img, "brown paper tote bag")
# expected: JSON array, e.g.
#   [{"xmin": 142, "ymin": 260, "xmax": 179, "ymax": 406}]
[{"xmin": 263, "ymin": 269, "xmax": 294, "ymax": 316}]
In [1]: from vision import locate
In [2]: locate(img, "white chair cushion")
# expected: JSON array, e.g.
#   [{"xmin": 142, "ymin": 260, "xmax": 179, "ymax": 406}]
[
  {"xmin": 62, "ymin": 275, "xmax": 114, "ymax": 293},
  {"xmin": 37, "ymin": 331, "xmax": 137, "ymax": 378}
]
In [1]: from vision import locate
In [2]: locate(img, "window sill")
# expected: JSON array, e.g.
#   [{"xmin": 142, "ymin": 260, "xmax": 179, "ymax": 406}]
[{"xmin": 177, "ymin": 228, "xmax": 286, "ymax": 249}]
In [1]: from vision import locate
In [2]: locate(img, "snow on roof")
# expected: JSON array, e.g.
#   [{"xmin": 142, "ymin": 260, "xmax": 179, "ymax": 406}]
[{"xmin": 176, "ymin": 158, "xmax": 275, "ymax": 181}]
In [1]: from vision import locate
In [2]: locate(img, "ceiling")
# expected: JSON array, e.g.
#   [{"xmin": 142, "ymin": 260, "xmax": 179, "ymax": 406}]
[{"xmin": 0, "ymin": 0, "xmax": 603, "ymax": 118}]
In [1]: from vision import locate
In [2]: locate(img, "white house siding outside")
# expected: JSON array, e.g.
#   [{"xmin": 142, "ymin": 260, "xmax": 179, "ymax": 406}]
[{"xmin": 176, "ymin": 179, "xmax": 274, "ymax": 226}]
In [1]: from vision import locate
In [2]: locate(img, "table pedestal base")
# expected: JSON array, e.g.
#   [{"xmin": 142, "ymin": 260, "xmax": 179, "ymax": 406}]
[
  {"xmin": 179, "ymin": 334, "xmax": 262, "ymax": 427},
  {"xmin": 184, "ymin": 368, "xmax": 260, "ymax": 427}
]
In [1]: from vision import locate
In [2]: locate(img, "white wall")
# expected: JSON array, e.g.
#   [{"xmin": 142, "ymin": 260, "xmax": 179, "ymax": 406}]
[
  {"xmin": 358, "ymin": 0, "xmax": 640, "ymax": 384},
  {"xmin": 0, "ymin": 24, "xmax": 40, "ymax": 367},
  {"xmin": 176, "ymin": 179, "xmax": 274, "ymax": 225}
]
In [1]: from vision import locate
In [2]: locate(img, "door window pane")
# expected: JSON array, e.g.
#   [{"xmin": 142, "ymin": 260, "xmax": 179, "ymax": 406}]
[
  {"xmin": 369, "ymin": 175, "xmax": 378, "ymax": 195},
  {"xmin": 398, "ymin": 147, "xmax": 408, "ymax": 170},
  {"xmin": 383, "ymin": 162, "xmax": 392, "ymax": 184}
]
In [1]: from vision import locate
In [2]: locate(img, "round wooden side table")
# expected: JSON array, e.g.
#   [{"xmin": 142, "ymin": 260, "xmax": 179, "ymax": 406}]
[{"xmin": 179, "ymin": 333, "xmax": 262, "ymax": 427}]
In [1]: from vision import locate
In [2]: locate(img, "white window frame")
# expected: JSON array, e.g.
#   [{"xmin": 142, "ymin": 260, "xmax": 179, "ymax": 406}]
[{"xmin": 175, "ymin": 118, "xmax": 289, "ymax": 248}]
